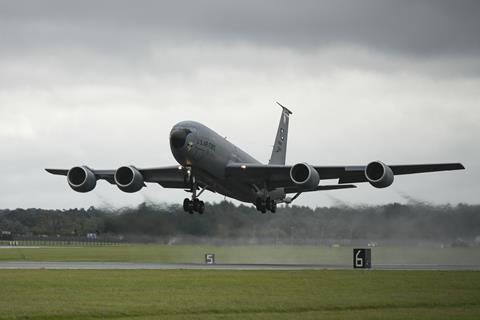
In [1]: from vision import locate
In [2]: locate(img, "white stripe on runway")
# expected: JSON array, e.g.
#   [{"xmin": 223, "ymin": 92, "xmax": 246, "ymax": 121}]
[{"xmin": 0, "ymin": 262, "xmax": 479, "ymax": 270}]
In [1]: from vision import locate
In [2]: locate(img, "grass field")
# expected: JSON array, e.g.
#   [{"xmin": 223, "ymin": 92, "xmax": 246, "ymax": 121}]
[
  {"xmin": 1, "ymin": 245, "xmax": 480, "ymax": 319},
  {"xmin": 1, "ymin": 244, "xmax": 480, "ymax": 265},
  {"xmin": 0, "ymin": 270, "xmax": 479, "ymax": 320}
]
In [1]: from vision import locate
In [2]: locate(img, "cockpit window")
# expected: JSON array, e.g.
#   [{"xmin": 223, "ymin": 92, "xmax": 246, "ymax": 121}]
[{"xmin": 170, "ymin": 129, "xmax": 191, "ymax": 149}]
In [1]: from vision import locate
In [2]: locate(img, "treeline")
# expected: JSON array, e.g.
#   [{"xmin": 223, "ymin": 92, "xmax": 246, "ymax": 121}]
[{"xmin": 0, "ymin": 202, "xmax": 479, "ymax": 242}]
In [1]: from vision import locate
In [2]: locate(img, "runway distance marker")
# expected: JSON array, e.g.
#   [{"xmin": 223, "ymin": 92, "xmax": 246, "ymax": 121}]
[
  {"xmin": 353, "ymin": 248, "xmax": 371, "ymax": 269},
  {"xmin": 205, "ymin": 253, "xmax": 215, "ymax": 265}
]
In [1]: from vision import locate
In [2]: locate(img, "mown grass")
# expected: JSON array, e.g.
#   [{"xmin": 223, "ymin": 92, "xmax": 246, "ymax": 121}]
[
  {"xmin": 0, "ymin": 270, "xmax": 479, "ymax": 319},
  {"xmin": 1, "ymin": 244, "xmax": 480, "ymax": 265}
]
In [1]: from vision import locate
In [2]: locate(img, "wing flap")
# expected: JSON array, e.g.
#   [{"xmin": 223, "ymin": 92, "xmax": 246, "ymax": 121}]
[
  {"xmin": 225, "ymin": 163, "xmax": 294, "ymax": 188},
  {"xmin": 140, "ymin": 166, "xmax": 189, "ymax": 189},
  {"xmin": 285, "ymin": 184, "xmax": 357, "ymax": 194}
]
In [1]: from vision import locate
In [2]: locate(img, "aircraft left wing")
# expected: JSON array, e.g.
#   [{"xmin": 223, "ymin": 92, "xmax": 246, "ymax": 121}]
[
  {"xmin": 336, "ymin": 163, "xmax": 465, "ymax": 184},
  {"xmin": 225, "ymin": 162, "xmax": 465, "ymax": 191}
]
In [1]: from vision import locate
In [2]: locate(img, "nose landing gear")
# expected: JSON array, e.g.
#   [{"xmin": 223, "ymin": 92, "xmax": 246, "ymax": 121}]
[
  {"xmin": 255, "ymin": 197, "xmax": 277, "ymax": 214},
  {"xmin": 182, "ymin": 170, "xmax": 206, "ymax": 214}
]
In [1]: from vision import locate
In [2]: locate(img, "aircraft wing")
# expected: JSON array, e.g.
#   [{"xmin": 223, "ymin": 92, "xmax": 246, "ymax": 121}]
[
  {"xmin": 225, "ymin": 162, "xmax": 465, "ymax": 190},
  {"xmin": 45, "ymin": 166, "xmax": 190, "ymax": 189},
  {"xmin": 336, "ymin": 163, "xmax": 465, "ymax": 183}
]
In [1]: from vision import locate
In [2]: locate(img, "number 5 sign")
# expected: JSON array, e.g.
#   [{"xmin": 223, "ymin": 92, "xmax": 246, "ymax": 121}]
[
  {"xmin": 205, "ymin": 253, "xmax": 215, "ymax": 265},
  {"xmin": 353, "ymin": 248, "xmax": 371, "ymax": 269}
]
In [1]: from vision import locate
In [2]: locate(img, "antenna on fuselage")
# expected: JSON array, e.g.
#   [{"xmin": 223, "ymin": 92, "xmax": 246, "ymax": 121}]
[{"xmin": 268, "ymin": 102, "xmax": 293, "ymax": 165}]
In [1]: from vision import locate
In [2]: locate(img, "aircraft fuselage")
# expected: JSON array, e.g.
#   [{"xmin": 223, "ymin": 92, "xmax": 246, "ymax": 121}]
[{"xmin": 170, "ymin": 121, "xmax": 260, "ymax": 202}]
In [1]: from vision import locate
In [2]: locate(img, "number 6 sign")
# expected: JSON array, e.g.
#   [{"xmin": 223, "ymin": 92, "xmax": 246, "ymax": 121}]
[{"xmin": 353, "ymin": 248, "xmax": 371, "ymax": 269}]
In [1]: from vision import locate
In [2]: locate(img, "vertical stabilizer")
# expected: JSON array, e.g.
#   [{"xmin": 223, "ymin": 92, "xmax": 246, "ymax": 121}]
[{"xmin": 269, "ymin": 102, "xmax": 293, "ymax": 165}]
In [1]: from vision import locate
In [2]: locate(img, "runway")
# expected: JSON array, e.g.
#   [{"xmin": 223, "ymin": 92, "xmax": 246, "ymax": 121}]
[{"xmin": 0, "ymin": 261, "xmax": 479, "ymax": 270}]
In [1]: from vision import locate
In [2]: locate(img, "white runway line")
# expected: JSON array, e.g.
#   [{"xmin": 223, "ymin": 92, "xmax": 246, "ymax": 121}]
[
  {"xmin": 0, "ymin": 246, "xmax": 41, "ymax": 249},
  {"xmin": 0, "ymin": 262, "xmax": 480, "ymax": 270}
]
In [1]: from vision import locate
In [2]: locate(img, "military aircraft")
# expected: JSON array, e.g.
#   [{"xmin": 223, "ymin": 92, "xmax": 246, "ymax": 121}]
[{"xmin": 46, "ymin": 103, "xmax": 465, "ymax": 214}]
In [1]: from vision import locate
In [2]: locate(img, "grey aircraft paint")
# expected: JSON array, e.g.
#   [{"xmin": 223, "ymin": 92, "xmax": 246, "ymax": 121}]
[
  {"xmin": 46, "ymin": 105, "xmax": 465, "ymax": 214},
  {"xmin": 170, "ymin": 120, "xmax": 260, "ymax": 203}
]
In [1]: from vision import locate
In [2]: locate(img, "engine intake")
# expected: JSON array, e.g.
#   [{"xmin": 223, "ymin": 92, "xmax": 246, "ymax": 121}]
[
  {"xmin": 365, "ymin": 161, "xmax": 394, "ymax": 188},
  {"xmin": 67, "ymin": 166, "xmax": 97, "ymax": 193},
  {"xmin": 290, "ymin": 162, "xmax": 320, "ymax": 190},
  {"xmin": 114, "ymin": 166, "xmax": 144, "ymax": 193}
]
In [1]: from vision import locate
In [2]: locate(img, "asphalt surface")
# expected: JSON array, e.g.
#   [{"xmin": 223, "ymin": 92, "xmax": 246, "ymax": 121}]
[{"xmin": 0, "ymin": 261, "xmax": 479, "ymax": 270}]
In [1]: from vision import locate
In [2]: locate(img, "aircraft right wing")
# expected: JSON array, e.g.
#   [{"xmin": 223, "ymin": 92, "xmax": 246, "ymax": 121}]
[{"xmin": 46, "ymin": 165, "xmax": 191, "ymax": 190}]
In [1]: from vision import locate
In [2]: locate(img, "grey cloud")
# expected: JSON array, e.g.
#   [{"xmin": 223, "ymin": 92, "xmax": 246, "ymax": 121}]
[{"xmin": 1, "ymin": 0, "xmax": 480, "ymax": 57}]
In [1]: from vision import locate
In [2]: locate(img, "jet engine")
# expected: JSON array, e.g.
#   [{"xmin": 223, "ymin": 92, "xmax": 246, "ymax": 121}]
[
  {"xmin": 290, "ymin": 162, "xmax": 320, "ymax": 190},
  {"xmin": 114, "ymin": 166, "xmax": 145, "ymax": 193},
  {"xmin": 67, "ymin": 166, "xmax": 97, "ymax": 192},
  {"xmin": 365, "ymin": 161, "xmax": 394, "ymax": 188}
]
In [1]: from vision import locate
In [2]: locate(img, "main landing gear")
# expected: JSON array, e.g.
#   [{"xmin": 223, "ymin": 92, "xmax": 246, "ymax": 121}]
[
  {"xmin": 255, "ymin": 197, "xmax": 277, "ymax": 214},
  {"xmin": 183, "ymin": 198, "xmax": 205, "ymax": 214}
]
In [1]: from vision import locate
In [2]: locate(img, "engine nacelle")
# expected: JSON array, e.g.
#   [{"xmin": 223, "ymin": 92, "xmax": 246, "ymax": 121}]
[
  {"xmin": 365, "ymin": 161, "xmax": 394, "ymax": 188},
  {"xmin": 67, "ymin": 166, "xmax": 97, "ymax": 193},
  {"xmin": 290, "ymin": 162, "xmax": 320, "ymax": 190},
  {"xmin": 114, "ymin": 166, "xmax": 144, "ymax": 193}
]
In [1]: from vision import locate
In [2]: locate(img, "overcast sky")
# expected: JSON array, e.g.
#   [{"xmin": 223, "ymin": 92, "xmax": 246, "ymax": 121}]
[{"xmin": 0, "ymin": 0, "xmax": 479, "ymax": 209}]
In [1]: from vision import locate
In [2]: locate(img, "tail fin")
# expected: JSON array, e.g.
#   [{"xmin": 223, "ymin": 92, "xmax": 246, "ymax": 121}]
[{"xmin": 269, "ymin": 102, "xmax": 293, "ymax": 165}]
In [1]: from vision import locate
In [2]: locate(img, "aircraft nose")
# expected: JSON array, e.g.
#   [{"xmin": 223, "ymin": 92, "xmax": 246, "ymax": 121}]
[{"xmin": 170, "ymin": 128, "xmax": 192, "ymax": 149}]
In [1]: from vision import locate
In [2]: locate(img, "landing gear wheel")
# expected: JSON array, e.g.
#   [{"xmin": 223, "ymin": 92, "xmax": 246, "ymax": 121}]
[
  {"xmin": 198, "ymin": 201, "xmax": 205, "ymax": 214},
  {"xmin": 184, "ymin": 198, "xmax": 205, "ymax": 214},
  {"xmin": 270, "ymin": 201, "xmax": 277, "ymax": 213},
  {"xmin": 183, "ymin": 198, "xmax": 190, "ymax": 212},
  {"xmin": 183, "ymin": 198, "xmax": 194, "ymax": 214},
  {"xmin": 193, "ymin": 198, "xmax": 200, "ymax": 212},
  {"xmin": 265, "ymin": 198, "xmax": 277, "ymax": 213},
  {"xmin": 188, "ymin": 202, "xmax": 194, "ymax": 214},
  {"xmin": 261, "ymin": 199, "xmax": 267, "ymax": 214},
  {"xmin": 255, "ymin": 197, "xmax": 268, "ymax": 213}
]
